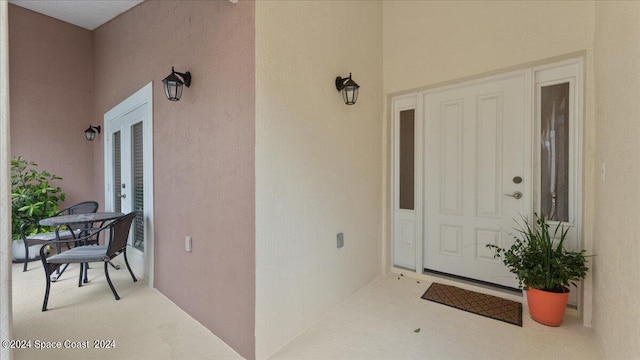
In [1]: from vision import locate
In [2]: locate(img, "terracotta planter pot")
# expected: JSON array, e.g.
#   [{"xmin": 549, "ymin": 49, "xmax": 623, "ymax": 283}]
[{"xmin": 526, "ymin": 287, "xmax": 570, "ymax": 326}]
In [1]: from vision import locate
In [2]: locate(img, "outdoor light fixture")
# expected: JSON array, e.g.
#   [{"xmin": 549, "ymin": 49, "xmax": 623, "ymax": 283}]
[
  {"xmin": 335, "ymin": 73, "xmax": 360, "ymax": 105},
  {"xmin": 162, "ymin": 66, "xmax": 192, "ymax": 101},
  {"xmin": 84, "ymin": 125, "xmax": 101, "ymax": 141}
]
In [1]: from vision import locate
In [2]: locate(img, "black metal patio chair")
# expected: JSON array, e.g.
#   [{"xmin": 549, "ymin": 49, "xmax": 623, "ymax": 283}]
[
  {"xmin": 20, "ymin": 200, "xmax": 99, "ymax": 272},
  {"xmin": 39, "ymin": 212, "xmax": 138, "ymax": 311}
]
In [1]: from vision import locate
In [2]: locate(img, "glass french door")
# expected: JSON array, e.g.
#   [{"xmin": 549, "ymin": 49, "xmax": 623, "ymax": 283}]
[
  {"xmin": 104, "ymin": 83, "xmax": 153, "ymax": 283},
  {"xmin": 107, "ymin": 105, "xmax": 146, "ymax": 272}
]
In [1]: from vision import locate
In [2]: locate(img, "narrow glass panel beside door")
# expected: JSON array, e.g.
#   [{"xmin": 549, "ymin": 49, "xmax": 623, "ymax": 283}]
[
  {"xmin": 113, "ymin": 131, "xmax": 122, "ymax": 213},
  {"xmin": 399, "ymin": 109, "xmax": 415, "ymax": 210},
  {"xmin": 393, "ymin": 102, "xmax": 418, "ymax": 270},
  {"xmin": 132, "ymin": 122, "xmax": 144, "ymax": 252},
  {"xmin": 540, "ymin": 83, "xmax": 569, "ymax": 222}
]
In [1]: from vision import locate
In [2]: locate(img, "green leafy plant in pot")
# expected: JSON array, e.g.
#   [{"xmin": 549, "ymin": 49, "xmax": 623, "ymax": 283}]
[
  {"xmin": 11, "ymin": 157, "xmax": 65, "ymax": 260},
  {"xmin": 486, "ymin": 213, "xmax": 588, "ymax": 326}
]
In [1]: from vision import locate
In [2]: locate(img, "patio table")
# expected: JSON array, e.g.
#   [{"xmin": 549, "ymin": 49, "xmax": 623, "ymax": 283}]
[{"xmin": 39, "ymin": 212, "xmax": 124, "ymax": 227}]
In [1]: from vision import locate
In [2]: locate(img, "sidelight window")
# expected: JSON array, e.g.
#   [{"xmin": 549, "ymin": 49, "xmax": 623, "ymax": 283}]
[
  {"xmin": 399, "ymin": 109, "xmax": 415, "ymax": 210},
  {"xmin": 540, "ymin": 83, "xmax": 570, "ymax": 222}
]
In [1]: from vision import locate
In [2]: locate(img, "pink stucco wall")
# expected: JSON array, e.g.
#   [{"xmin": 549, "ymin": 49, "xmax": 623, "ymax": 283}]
[
  {"xmin": 8, "ymin": 5, "xmax": 95, "ymax": 208},
  {"xmin": 92, "ymin": 1, "xmax": 256, "ymax": 358}
]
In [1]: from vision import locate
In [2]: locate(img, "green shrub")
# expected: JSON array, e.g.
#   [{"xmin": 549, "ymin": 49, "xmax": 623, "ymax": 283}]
[
  {"xmin": 486, "ymin": 214, "xmax": 589, "ymax": 293},
  {"xmin": 11, "ymin": 157, "xmax": 66, "ymax": 240}
]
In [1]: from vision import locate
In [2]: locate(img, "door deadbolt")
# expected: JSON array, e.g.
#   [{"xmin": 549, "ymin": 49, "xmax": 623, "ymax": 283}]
[
  {"xmin": 512, "ymin": 176, "xmax": 522, "ymax": 184},
  {"xmin": 504, "ymin": 191, "xmax": 523, "ymax": 199}
]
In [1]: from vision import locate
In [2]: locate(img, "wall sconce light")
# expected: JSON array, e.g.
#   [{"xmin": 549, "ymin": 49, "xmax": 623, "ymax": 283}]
[
  {"xmin": 335, "ymin": 73, "xmax": 360, "ymax": 105},
  {"xmin": 162, "ymin": 66, "xmax": 192, "ymax": 101},
  {"xmin": 84, "ymin": 125, "xmax": 101, "ymax": 141}
]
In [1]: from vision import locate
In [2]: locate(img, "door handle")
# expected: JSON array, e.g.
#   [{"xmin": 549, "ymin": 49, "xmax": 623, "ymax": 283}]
[
  {"xmin": 504, "ymin": 191, "xmax": 522, "ymax": 199},
  {"xmin": 118, "ymin": 193, "xmax": 126, "ymax": 199}
]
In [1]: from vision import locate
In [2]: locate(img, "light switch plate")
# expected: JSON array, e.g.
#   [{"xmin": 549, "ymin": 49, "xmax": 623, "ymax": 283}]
[
  {"xmin": 185, "ymin": 236, "xmax": 192, "ymax": 252},
  {"xmin": 337, "ymin": 233, "xmax": 344, "ymax": 248}
]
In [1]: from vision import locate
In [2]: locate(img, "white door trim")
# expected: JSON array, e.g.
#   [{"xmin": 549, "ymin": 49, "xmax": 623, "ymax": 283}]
[{"xmin": 104, "ymin": 82, "xmax": 154, "ymax": 287}]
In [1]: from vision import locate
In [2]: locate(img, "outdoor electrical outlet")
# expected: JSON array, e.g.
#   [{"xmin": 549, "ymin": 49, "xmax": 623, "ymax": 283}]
[
  {"xmin": 185, "ymin": 236, "xmax": 192, "ymax": 253},
  {"xmin": 337, "ymin": 233, "xmax": 344, "ymax": 249}
]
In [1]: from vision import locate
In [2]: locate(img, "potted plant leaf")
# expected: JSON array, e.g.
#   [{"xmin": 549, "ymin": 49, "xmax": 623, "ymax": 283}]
[
  {"xmin": 486, "ymin": 213, "xmax": 589, "ymax": 326},
  {"xmin": 11, "ymin": 157, "xmax": 66, "ymax": 261}
]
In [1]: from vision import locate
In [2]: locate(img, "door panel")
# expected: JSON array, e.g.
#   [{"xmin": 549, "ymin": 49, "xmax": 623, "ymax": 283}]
[
  {"xmin": 440, "ymin": 100, "xmax": 463, "ymax": 215},
  {"xmin": 476, "ymin": 94, "xmax": 502, "ymax": 218},
  {"xmin": 423, "ymin": 73, "xmax": 531, "ymax": 288}
]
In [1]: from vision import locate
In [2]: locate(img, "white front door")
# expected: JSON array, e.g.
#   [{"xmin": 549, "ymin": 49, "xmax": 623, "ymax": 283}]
[
  {"xmin": 422, "ymin": 72, "xmax": 531, "ymax": 289},
  {"xmin": 104, "ymin": 83, "xmax": 154, "ymax": 283}
]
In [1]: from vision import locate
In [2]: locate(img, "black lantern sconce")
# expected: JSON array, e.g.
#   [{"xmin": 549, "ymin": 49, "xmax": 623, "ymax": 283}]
[
  {"xmin": 162, "ymin": 66, "xmax": 192, "ymax": 101},
  {"xmin": 84, "ymin": 125, "xmax": 101, "ymax": 141},
  {"xmin": 335, "ymin": 73, "xmax": 360, "ymax": 105}
]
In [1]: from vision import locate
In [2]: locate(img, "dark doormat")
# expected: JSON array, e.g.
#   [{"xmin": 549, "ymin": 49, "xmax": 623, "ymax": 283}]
[{"xmin": 421, "ymin": 283, "xmax": 522, "ymax": 327}]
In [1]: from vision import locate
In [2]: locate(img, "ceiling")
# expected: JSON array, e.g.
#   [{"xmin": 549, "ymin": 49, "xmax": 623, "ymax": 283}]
[{"xmin": 8, "ymin": 0, "xmax": 144, "ymax": 30}]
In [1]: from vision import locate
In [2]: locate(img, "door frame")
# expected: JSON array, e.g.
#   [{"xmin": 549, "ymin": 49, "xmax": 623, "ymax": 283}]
[
  {"xmin": 389, "ymin": 57, "xmax": 585, "ymax": 312},
  {"xmin": 104, "ymin": 82, "xmax": 154, "ymax": 287},
  {"xmin": 391, "ymin": 69, "xmax": 534, "ymax": 277}
]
